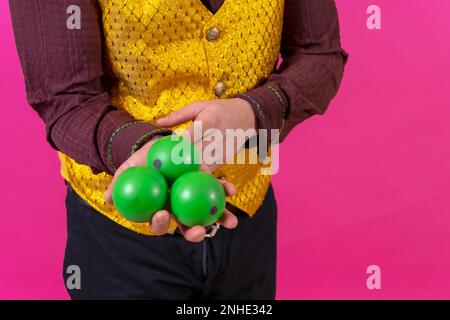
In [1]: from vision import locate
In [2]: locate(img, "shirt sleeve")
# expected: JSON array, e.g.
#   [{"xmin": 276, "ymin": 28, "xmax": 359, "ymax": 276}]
[
  {"xmin": 237, "ymin": 0, "xmax": 349, "ymax": 143},
  {"xmin": 9, "ymin": 0, "xmax": 170, "ymax": 175}
]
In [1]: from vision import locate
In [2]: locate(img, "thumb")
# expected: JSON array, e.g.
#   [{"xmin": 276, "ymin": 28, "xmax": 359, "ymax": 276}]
[{"xmin": 156, "ymin": 102, "xmax": 205, "ymax": 127}]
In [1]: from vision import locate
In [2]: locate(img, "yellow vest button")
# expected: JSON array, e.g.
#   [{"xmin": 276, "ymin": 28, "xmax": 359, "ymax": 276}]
[
  {"xmin": 206, "ymin": 27, "xmax": 220, "ymax": 41},
  {"xmin": 214, "ymin": 81, "xmax": 227, "ymax": 96}
]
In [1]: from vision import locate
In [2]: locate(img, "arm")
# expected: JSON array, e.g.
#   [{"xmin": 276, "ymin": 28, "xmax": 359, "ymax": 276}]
[
  {"xmin": 10, "ymin": 0, "xmax": 236, "ymax": 243},
  {"xmin": 9, "ymin": 0, "xmax": 169, "ymax": 175},
  {"xmin": 237, "ymin": 0, "xmax": 348, "ymax": 142}
]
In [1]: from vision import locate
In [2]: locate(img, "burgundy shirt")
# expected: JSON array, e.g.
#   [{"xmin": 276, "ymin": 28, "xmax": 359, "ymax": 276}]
[{"xmin": 10, "ymin": 0, "xmax": 347, "ymax": 175}]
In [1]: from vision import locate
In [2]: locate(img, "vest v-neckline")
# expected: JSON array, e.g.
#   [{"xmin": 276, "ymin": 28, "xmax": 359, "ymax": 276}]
[{"xmin": 198, "ymin": 0, "xmax": 226, "ymax": 17}]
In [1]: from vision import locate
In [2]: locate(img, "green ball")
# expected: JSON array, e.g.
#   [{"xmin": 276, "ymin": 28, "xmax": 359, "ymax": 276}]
[
  {"xmin": 170, "ymin": 171, "xmax": 226, "ymax": 227},
  {"xmin": 112, "ymin": 166, "xmax": 168, "ymax": 222},
  {"xmin": 147, "ymin": 135, "xmax": 200, "ymax": 182}
]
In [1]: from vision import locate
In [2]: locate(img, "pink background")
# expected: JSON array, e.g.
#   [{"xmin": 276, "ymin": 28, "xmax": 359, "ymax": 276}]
[{"xmin": 1, "ymin": 0, "xmax": 450, "ymax": 299}]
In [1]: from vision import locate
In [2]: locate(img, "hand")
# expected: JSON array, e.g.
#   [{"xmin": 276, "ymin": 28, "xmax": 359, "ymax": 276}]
[
  {"xmin": 157, "ymin": 98, "xmax": 257, "ymax": 171},
  {"xmin": 104, "ymin": 136, "xmax": 238, "ymax": 242}
]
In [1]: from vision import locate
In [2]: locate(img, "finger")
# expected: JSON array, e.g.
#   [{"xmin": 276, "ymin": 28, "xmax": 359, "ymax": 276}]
[
  {"xmin": 219, "ymin": 179, "xmax": 237, "ymax": 197},
  {"xmin": 185, "ymin": 124, "xmax": 217, "ymax": 171},
  {"xmin": 178, "ymin": 224, "xmax": 206, "ymax": 243},
  {"xmin": 218, "ymin": 209, "xmax": 238, "ymax": 229},
  {"xmin": 157, "ymin": 103, "xmax": 204, "ymax": 127},
  {"xmin": 181, "ymin": 123, "xmax": 196, "ymax": 142},
  {"xmin": 150, "ymin": 210, "xmax": 171, "ymax": 234},
  {"xmin": 200, "ymin": 162, "xmax": 212, "ymax": 173},
  {"xmin": 105, "ymin": 184, "xmax": 113, "ymax": 204},
  {"xmin": 181, "ymin": 118, "xmax": 218, "ymax": 143},
  {"xmin": 194, "ymin": 138, "xmax": 210, "ymax": 169},
  {"xmin": 198, "ymin": 131, "xmax": 228, "ymax": 171}
]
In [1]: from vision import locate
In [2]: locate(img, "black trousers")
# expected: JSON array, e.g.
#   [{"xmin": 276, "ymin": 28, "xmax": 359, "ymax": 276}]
[{"xmin": 63, "ymin": 184, "xmax": 277, "ymax": 300}]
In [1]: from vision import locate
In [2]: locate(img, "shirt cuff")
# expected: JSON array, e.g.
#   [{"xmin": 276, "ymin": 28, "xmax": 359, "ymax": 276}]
[
  {"xmin": 236, "ymin": 82, "xmax": 289, "ymax": 144},
  {"xmin": 108, "ymin": 121, "xmax": 172, "ymax": 173}
]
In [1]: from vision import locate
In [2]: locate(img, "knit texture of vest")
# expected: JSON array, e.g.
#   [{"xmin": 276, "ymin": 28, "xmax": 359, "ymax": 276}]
[{"xmin": 59, "ymin": 0, "xmax": 285, "ymax": 235}]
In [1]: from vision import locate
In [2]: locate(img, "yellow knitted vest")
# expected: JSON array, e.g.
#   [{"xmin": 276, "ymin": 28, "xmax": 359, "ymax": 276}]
[{"xmin": 59, "ymin": 0, "xmax": 284, "ymax": 235}]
